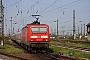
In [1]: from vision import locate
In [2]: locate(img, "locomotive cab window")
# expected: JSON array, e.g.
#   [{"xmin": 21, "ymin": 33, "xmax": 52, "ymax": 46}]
[
  {"xmin": 31, "ymin": 26, "xmax": 47, "ymax": 33},
  {"xmin": 31, "ymin": 28, "xmax": 39, "ymax": 32}
]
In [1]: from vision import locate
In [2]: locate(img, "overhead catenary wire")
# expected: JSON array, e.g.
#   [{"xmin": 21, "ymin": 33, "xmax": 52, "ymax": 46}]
[
  {"xmin": 13, "ymin": 0, "xmax": 20, "ymax": 16},
  {"xmin": 27, "ymin": 1, "xmax": 39, "ymax": 14},
  {"xmin": 40, "ymin": 0, "xmax": 59, "ymax": 14},
  {"xmin": 13, "ymin": 0, "xmax": 19, "ymax": 11},
  {"xmin": 42, "ymin": 0, "xmax": 85, "ymax": 17},
  {"xmin": 26, "ymin": 0, "xmax": 43, "ymax": 21},
  {"xmin": 5, "ymin": 0, "xmax": 22, "ymax": 21},
  {"xmin": 4, "ymin": 0, "xmax": 22, "ymax": 29},
  {"xmin": 41, "ymin": 0, "xmax": 83, "ymax": 15},
  {"xmin": 22, "ymin": 0, "xmax": 40, "ymax": 21},
  {"xmin": 5, "ymin": 0, "xmax": 22, "ymax": 9}
]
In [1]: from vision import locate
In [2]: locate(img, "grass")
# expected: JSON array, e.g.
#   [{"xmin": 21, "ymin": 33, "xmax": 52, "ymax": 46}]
[
  {"xmin": 50, "ymin": 45, "xmax": 90, "ymax": 59},
  {"xmin": 0, "ymin": 41, "xmax": 24, "ymax": 54}
]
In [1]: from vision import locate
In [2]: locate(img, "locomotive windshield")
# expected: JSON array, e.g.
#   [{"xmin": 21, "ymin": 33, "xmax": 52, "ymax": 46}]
[{"xmin": 31, "ymin": 26, "xmax": 47, "ymax": 33}]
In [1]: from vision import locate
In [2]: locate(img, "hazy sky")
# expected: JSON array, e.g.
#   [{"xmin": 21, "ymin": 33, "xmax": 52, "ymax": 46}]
[{"xmin": 2, "ymin": 0, "xmax": 90, "ymax": 35}]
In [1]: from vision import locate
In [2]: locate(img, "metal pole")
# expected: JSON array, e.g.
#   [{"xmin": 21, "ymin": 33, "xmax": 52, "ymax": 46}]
[
  {"xmin": 73, "ymin": 10, "xmax": 76, "ymax": 40},
  {"xmin": 9, "ymin": 28, "xmax": 10, "ymax": 37},
  {"xmin": 10, "ymin": 17, "xmax": 12, "ymax": 36},
  {"xmin": 13, "ymin": 27, "xmax": 14, "ymax": 34},
  {"xmin": 2, "ymin": 6, "xmax": 4, "ymax": 46},
  {"xmin": 57, "ymin": 20, "xmax": 58, "ymax": 36},
  {"xmin": 0, "ymin": 0, "xmax": 4, "ymax": 46},
  {"xmin": 81, "ymin": 24, "xmax": 82, "ymax": 36},
  {"xmin": 84, "ymin": 23, "xmax": 85, "ymax": 37},
  {"xmin": 78, "ymin": 27, "xmax": 79, "ymax": 37}
]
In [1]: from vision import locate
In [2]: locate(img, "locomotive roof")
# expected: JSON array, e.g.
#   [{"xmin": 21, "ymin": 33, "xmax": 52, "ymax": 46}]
[{"xmin": 22, "ymin": 23, "xmax": 48, "ymax": 30}]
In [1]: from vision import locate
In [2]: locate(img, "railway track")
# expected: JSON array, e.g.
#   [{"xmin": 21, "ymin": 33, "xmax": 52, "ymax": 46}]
[
  {"xmin": 37, "ymin": 52, "xmax": 60, "ymax": 60},
  {"xmin": 51, "ymin": 43, "xmax": 90, "ymax": 53},
  {"xmin": 0, "ymin": 53, "xmax": 27, "ymax": 60},
  {"xmin": 52, "ymin": 39, "xmax": 90, "ymax": 44},
  {"xmin": 36, "ymin": 52, "xmax": 77, "ymax": 60}
]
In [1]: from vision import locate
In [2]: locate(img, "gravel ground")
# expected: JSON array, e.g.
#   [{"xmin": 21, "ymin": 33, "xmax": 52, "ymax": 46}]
[{"xmin": 11, "ymin": 53, "xmax": 42, "ymax": 60}]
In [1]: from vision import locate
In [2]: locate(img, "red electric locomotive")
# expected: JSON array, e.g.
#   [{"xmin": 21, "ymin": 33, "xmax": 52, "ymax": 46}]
[{"xmin": 21, "ymin": 22, "xmax": 50, "ymax": 51}]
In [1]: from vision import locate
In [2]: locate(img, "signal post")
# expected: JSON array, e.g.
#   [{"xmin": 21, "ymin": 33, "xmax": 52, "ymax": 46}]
[{"xmin": 0, "ymin": 0, "xmax": 4, "ymax": 46}]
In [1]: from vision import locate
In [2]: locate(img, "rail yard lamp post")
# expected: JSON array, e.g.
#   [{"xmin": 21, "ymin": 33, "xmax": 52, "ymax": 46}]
[
  {"xmin": 54, "ymin": 20, "xmax": 58, "ymax": 36},
  {"xmin": 73, "ymin": 10, "xmax": 76, "ymax": 40},
  {"xmin": 79, "ymin": 21, "xmax": 82, "ymax": 39},
  {"xmin": 13, "ymin": 22, "xmax": 17, "ymax": 34}
]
